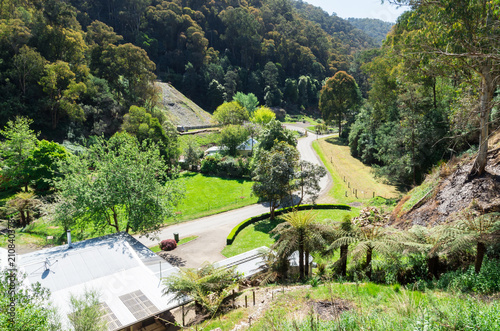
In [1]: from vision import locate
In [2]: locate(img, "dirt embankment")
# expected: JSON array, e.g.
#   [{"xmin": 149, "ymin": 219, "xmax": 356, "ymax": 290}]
[
  {"xmin": 155, "ymin": 82, "xmax": 213, "ymax": 127},
  {"xmin": 392, "ymin": 133, "xmax": 500, "ymax": 228}
]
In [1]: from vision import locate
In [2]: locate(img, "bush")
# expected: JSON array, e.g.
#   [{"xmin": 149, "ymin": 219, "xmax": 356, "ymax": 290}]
[
  {"xmin": 160, "ymin": 239, "xmax": 177, "ymax": 251},
  {"xmin": 200, "ymin": 155, "xmax": 251, "ymax": 178},
  {"xmin": 200, "ymin": 154, "xmax": 223, "ymax": 174},
  {"xmin": 436, "ymin": 258, "xmax": 500, "ymax": 294}
]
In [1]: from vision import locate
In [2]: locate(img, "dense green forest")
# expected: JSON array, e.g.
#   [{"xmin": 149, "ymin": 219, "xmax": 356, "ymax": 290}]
[
  {"xmin": 347, "ymin": 17, "xmax": 394, "ymax": 45},
  {"xmin": 0, "ymin": 0, "xmax": 381, "ymax": 141},
  {"xmin": 67, "ymin": 0, "xmax": 379, "ymax": 110}
]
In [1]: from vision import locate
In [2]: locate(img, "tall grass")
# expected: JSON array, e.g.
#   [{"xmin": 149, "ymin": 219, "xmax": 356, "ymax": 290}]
[{"xmin": 249, "ymin": 283, "xmax": 500, "ymax": 331}]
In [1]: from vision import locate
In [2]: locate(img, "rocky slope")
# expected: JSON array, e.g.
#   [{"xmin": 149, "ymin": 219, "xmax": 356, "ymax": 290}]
[
  {"xmin": 392, "ymin": 132, "xmax": 500, "ymax": 228},
  {"xmin": 156, "ymin": 82, "xmax": 212, "ymax": 127}
]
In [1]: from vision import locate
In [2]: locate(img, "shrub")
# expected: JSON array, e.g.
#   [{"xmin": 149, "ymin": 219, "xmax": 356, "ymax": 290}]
[
  {"xmin": 200, "ymin": 154, "xmax": 223, "ymax": 174},
  {"xmin": 436, "ymin": 258, "xmax": 500, "ymax": 294},
  {"xmin": 160, "ymin": 239, "xmax": 177, "ymax": 251},
  {"xmin": 200, "ymin": 155, "xmax": 251, "ymax": 178}
]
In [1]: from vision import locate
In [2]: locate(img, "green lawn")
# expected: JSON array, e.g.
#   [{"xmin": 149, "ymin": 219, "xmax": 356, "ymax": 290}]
[
  {"xmin": 1, "ymin": 172, "xmax": 258, "ymax": 250},
  {"xmin": 169, "ymin": 172, "xmax": 259, "ymax": 224},
  {"xmin": 222, "ymin": 209, "xmax": 359, "ymax": 258}
]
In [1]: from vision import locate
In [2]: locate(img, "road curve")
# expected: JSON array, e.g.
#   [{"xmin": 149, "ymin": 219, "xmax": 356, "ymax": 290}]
[{"xmin": 134, "ymin": 126, "xmax": 333, "ymax": 268}]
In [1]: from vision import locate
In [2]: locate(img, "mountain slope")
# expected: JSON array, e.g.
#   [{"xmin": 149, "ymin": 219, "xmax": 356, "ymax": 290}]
[{"xmin": 347, "ymin": 18, "xmax": 394, "ymax": 45}]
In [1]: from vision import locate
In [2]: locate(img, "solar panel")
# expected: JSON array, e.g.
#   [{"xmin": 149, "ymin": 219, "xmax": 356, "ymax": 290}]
[
  {"xmin": 119, "ymin": 290, "xmax": 159, "ymax": 320},
  {"xmin": 100, "ymin": 302, "xmax": 122, "ymax": 331}
]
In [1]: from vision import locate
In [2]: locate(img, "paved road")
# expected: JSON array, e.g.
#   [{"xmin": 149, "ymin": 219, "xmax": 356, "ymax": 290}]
[{"xmin": 135, "ymin": 126, "xmax": 333, "ymax": 268}]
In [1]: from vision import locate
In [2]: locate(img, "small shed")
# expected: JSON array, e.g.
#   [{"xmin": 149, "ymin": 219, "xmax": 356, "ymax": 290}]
[
  {"xmin": 204, "ymin": 145, "xmax": 225, "ymax": 156},
  {"xmin": 213, "ymin": 246, "xmax": 269, "ymax": 278},
  {"xmin": 236, "ymin": 138, "xmax": 258, "ymax": 156}
]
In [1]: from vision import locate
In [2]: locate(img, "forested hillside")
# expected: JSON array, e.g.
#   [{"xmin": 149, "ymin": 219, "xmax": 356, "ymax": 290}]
[
  {"xmin": 0, "ymin": 0, "xmax": 160, "ymax": 141},
  {"xmin": 0, "ymin": 0, "xmax": 378, "ymax": 142},
  {"xmin": 1, "ymin": 0, "xmax": 498, "ymax": 190},
  {"xmin": 348, "ymin": 2, "xmax": 500, "ymax": 188},
  {"xmin": 347, "ymin": 17, "xmax": 394, "ymax": 45},
  {"xmin": 67, "ymin": 0, "xmax": 377, "ymax": 112}
]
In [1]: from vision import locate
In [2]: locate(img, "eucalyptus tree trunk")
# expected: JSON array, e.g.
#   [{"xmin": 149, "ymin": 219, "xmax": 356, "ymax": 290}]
[
  {"xmin": 111, "ymin": 206, "xmax": 120, "ymax": 232},
  {"xmin": 471, "ymin": 63, "xmax": 495, "ymax": 177}
]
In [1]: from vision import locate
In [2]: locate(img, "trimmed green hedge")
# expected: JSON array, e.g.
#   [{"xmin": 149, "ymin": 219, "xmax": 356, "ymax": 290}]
[{"xmin": 226, "ymin": 204, "xmax": 351, "ymax": 245}]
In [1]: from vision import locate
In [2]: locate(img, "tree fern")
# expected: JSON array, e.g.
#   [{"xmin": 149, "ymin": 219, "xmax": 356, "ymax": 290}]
[
  {"xmin": 437, "ymin": 208, "xmax": 500, "ymax": 273},
  {"xmin": 271, "ymin": 209, "xmax": 332, "ymax": 280}
]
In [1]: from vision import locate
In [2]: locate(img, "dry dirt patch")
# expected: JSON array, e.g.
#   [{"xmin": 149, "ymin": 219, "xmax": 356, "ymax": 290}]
[{"xmin": 308, "ymin": 299, "xmax": 352, "ymax": 321}]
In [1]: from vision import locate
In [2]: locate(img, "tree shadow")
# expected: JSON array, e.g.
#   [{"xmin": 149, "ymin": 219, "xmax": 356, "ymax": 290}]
[
  {"xmin": 253, "ymin": 218, "xmax": 283, "ymax": 235},
  {"xmin": 157, "ymin": 252, "xmax": 187, "ymax": 267},
  {"xmin": 324, "ymin": 136, "xmax": 348, "ymax": 147}
]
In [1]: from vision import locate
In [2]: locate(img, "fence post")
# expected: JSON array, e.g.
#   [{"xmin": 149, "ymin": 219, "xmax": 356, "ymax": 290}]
[
  {"xmin": 245, "ymin": 295, "xmax": 248, "ymax": 308},
  {"xmin": 253, "ymin": 290, "xmax": 255, "ymax": 306}
]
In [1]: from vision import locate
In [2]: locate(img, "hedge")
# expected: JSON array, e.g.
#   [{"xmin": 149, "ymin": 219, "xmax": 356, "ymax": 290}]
[{"xmin": 226, "ymin": 204, "xmax": 351, "ymax": 245}]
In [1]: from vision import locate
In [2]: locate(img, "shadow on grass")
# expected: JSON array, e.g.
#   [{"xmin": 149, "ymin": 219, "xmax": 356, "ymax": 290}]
[
  {"xmin": 253, "ymin": 217, "xmax": 283, "ymax": 235},
  {"xmin": 324, "ymin": 136, "xmax": 348, "ymax": 147},
  {"xmin": 0, "ymin": 187, "xmax": 18, "ymax": 207},
  {"xmin": 180, "ymin": 171, "xmax": 198, "ymax": 178}
]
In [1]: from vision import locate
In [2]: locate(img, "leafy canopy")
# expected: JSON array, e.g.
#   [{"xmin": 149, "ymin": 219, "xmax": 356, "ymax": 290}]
[{"xmin": 54, "ymin": 133, "xmax": 183, "ymax": 237}]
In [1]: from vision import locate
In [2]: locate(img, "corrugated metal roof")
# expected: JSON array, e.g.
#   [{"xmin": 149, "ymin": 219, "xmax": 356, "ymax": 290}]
[
  {"xmin": 214, "ymin": 246, "xmax": 268, "ymax": 278},
  {"xmin": 18, "ymin": 232, "xmax": 182, "ymax": 331}
]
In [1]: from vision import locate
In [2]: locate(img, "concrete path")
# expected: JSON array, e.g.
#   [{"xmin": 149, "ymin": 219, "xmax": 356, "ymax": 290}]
[{"xmin": 135, "ymin": 127, "xmax": 334, "ymax": 268}]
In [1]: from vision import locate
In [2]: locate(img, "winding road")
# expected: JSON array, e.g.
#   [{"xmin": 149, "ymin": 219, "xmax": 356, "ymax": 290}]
[{"xmin": 134, "ymin": 125, "xmax": 333, "ymax": 268}]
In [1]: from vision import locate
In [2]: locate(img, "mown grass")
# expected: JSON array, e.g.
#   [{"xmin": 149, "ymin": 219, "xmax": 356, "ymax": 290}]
[
  {"xmin": 283, "ymin": 115, "xmax": 321, "ymax": 125},
  {"xmin": 248, "ymin": 283, "xmax": 500, "ymax": 331},
  {"xmin": 222, "ymin": 209, "xmax": 359, "ymax": 258},
  {"xmin": 313, "ymin": 136, "xmax": 401, "ymax": 203},
  {"xmin": 169, "ymin": 172, "xmax": 259, "ymax": 224}
]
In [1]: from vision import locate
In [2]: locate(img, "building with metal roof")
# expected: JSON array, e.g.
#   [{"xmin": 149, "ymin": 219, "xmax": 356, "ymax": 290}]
[
  {"xmin": 213, "ymin": 246, "xmax": 268, "ymax": 278},
  {"xmin": 17, "ymin": 232, "xmax": 184, "ymax": 331}
]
